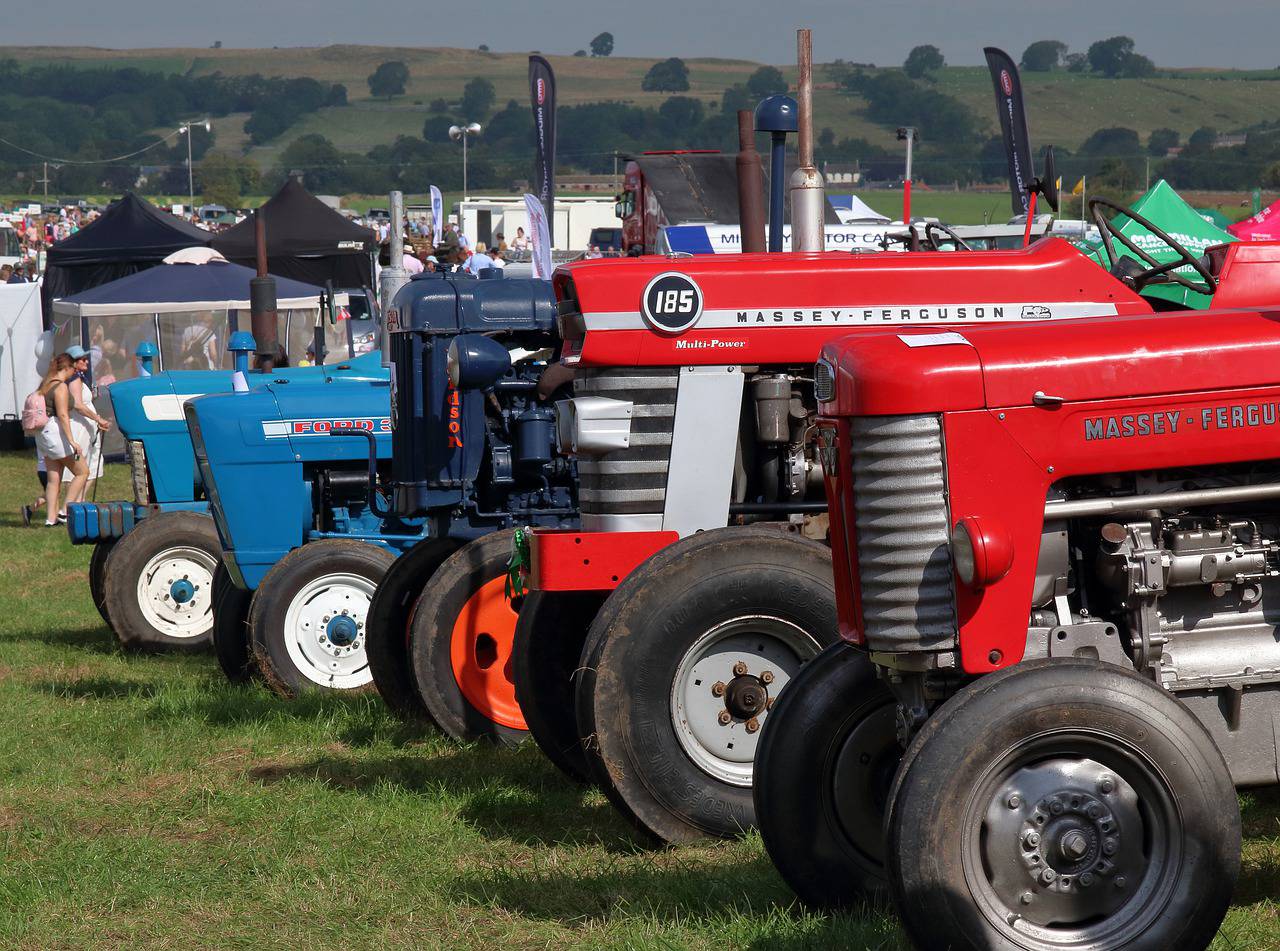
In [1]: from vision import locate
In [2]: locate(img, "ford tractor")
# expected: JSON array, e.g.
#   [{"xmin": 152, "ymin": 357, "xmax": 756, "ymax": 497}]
[
  {"xmin": 749, "ymin": 206, "xmax": 1276, "ymax": 950},
  {"xmin": 74, "ymin": 332, "xmax": 386, "ymax": 652},
  {"xmin": 192, "ymin": 271, "xmax": 576, "ymax": 701}
]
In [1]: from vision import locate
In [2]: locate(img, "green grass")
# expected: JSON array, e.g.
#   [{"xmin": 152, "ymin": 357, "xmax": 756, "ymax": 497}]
[{"xmin": 0, "ymin": 449, "xmax": 1277, "ymax": 947}]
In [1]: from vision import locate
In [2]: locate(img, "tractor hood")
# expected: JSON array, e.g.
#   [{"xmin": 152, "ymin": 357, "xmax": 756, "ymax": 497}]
[
  {"xmin": 554, "ymin": 238, "xmax": 1151, "ymax": 368},
  {"xmin": 819, "ymin": 306, "xmax": 1280, "ymax": 417}
]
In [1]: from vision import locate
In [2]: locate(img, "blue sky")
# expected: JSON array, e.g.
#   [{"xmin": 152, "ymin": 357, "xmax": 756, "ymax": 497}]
[{"xmin": 7, "ymin": 0, "xmax": 1279, "ymax": 69}]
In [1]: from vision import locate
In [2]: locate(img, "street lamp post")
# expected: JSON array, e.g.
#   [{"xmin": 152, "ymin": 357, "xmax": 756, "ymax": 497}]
[
  {"xmin": 448, "ymin": 122, "xmax": 482, "ymax": 199},
  {"xmin": 179, "ymin": 118, "xmax": 211, "ymax": 218}
]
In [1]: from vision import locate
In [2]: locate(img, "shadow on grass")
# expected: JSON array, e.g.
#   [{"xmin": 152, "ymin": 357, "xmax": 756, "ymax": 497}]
[
  {"xmin": 5, "ymin": 623, "xmax": 120, "ymax": 656},
  {"xmin": 38, "ymin": 675, "xmax": 166, "ymax": 701},
  {"xmin": 1234, "ymin": 786, "xmax": 1280, "ymax": 905}
]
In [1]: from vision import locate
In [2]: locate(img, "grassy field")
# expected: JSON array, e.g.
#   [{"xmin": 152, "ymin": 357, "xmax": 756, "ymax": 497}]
[{"xmin": 0, "ymin": 449, "xmax": 1278, "ymax": 948}]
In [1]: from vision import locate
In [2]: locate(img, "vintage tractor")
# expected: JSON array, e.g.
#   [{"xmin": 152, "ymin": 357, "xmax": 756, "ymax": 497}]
[
  {"xmin": 505, "ymin": 224, "xmax": 1183, "ymax": 845},
  {"xmin": 750, "ymin": 210, "xmax": 1274, "ymax": 949},
  {"xmin": 191, "ymin": 270, "xmax": 576, "ymax": 699},
  {"xmin": 72, "ymin": 334, "xmax": 386, "ymax": 651}
]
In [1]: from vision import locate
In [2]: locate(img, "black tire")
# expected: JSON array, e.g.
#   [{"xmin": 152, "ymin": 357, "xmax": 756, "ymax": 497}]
[
  {"xmin": 101, "ymin": 511, "xmax": 221, "ymax": 651},
  {"xmin": 248, "ymin": 539, "xmax": 396, "ymax": 699},
  {"xmin": 211, "ymin": 562, "xmax": 255, "ymax": 683},
  {"xmin": 511, "ymin": 590, "xmax": 605, "ymax": 783},
  {"xmin": 575, "ymin": 525, "xmax": 838, "ymax": 844},
  {"xmin": 887, "ymin": 659, "xmax": 1239, "ymax": 951},
  {"xmin": 365, "ymin": 537, "xmax": 459, "ymax": 722},
  {"xmin": 754, "ymin": 640, "xmax": 896, "ymax": 907},
  {"xmin": 408, "ymin": 530, "xmax": 527, "ymax": 746},
  {"xmin": 89, "ymin": 539, "xmax": 115, "ymax": 626}
]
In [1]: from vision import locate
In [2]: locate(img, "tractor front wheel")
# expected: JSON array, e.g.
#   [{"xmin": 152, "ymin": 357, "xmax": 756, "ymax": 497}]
[
  {"xmin": 89, "ymin": 539, "xmax": 116, "ymax": 626},
  {"xmin": 408, "ymin": 530, "xmax": 527, "ymax": 746},
  {"xmin": 211, "ymin": 562, "xmax": 255, "ymax": 683},
  {"xmin": 887, "ymin": 659, "xmax": 1239, "ymax": 951},
  {"xmin": 248, "ymin": 539, "xmax": 395, "ymax": 698}
]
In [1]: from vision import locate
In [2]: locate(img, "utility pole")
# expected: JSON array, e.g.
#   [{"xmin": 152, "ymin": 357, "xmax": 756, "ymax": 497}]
[
  {"xmin": 38, "ymin": 162, "xmax": 50, "ymax": 198},
  {"xmin": 179, "ymin": 118, "xmax": 211, "ymax": 218},
  {"xmin": 1145, "ymin": 156, "xmax": 1150, "ymax": 191}
]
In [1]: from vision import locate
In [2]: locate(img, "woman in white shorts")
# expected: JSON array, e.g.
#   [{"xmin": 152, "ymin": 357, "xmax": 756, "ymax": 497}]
[
  {"xmin": 34, "ymin": 354, "xmax": 88, "ymax": 526},
  {"xmin": 65, "ymin": 345, "xmax": 110, "ymax": 485}
]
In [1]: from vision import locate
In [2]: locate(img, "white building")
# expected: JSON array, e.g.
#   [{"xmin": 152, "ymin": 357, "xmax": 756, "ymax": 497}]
[{"xmin": 457, "ymin": 196, "xmax": 621, "ymax": 252}]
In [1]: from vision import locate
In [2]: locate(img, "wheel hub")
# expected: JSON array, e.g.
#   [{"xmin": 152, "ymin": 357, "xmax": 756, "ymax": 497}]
[
  {"xmin": 282, "ymin": 572, "xmax": 375, "ymax": 689},
  {"xmin": 169, "ymin": 578, "xmax": 195, "ymax": 604},
  {"xmin": 723, "ymin": 673, "xmax": 769, "ymax": 720},
  {"xmin": 326, "ymin": 614, "xmax": 359, "ymax": 647},
  {"xmin": 136, "ymin": 547, "xmax": 217, "ymax": 639}
]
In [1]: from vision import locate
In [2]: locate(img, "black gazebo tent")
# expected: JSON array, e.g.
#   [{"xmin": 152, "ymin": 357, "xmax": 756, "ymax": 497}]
[
  {"xmin": 42, "ymin": 192, "xmax": 211, "ymax": 323},
  {"xmin": 211, "ymin": 178, "xmax": 376, "ymax": 288}
]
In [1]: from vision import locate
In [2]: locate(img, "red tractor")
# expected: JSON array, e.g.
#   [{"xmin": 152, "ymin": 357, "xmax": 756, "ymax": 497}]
[
  {"xmin": 506, "ymin": 218, "xmax": 1184, "ymax": 845},
  {"xmin": 751, "ymin": 208, "xmax": 1273, "ymax": 948}
]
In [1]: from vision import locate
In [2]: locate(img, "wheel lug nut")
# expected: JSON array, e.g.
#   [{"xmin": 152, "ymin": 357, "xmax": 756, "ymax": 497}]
[
  {"xmin": 745, "ymin": 717, "xmax": 760, "ymax": 734},
  {"xmin": 717, "ymin": 710, "xmax": 732, "ymax": 725},
  {"xmin": 1020, "ymin": 891, "xmax": 1033, "ymax": 905},
  {"xmin": 732, "ymin": 661, "xmax": 748, "ymax": 676},
  {"xmin": 1103, "ymin": 838, "xmax": 1117, "ymax": 856},
  {"xmin": 1115, "ymin": 876, "xmax": 1127, "ymax": 890},
  {"xmin": 1087, "ymin": 803, "xmax": 1102, "ymax": 818},
  {"xmin": 760, "ymin": 670, "xmax": 774, "ymax": 685},
  {"xmin": 1024, "ymin": 831, "xmax": 1040, "ymax": 847},
  {"xmin": 1040, "ymin": 868, "xmax": 1056, "ymax": 884},
  {"xmin": 1007, "ymin": 793, "xmax": 1022, "ymax": 809},
  {"xmin": 1098, "ymin": 776, "xmax": 1115, "ymax": 794},
  {"xmin": 711, "ymin": 681, "xmax": 726, "ymax": 697},
  {"xmin": 1079, "ymin": 872, "xmax": 1094, "ymax": 887},
  {"xmin": 1050, "ymin": 800, "xmax": 1065, "ymax": 815}
]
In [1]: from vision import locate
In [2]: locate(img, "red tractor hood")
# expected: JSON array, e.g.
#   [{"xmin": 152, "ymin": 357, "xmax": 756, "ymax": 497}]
[
  {"xmin": 820, "ymin": 306, "xmax": 1280, "ymax": 416},
  {"xmin": 555, "ymin": 239, "xmax": 1150, "ymax": 367}
]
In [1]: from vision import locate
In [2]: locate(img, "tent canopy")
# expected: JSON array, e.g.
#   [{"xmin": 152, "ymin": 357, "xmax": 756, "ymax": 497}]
[
  {"xmin": 46, "ymin": 192, "xmax": 209, "ymax": 268},
  {"xmin": 829, "ymin": 194, "xmax": 891, "ymax": 223},
  {"xmin": 51, "ymin": 261, "xmax": 344, "ymax": 318},
  {"xmin": 1088, "ymin": 179, "xmax": 1236, "ymax": 309},
  {"xmin": 1228, "ymin": 200, "xmax": 1280, "ymax": 241},
  {"xmin": 211, "ymin": 177, "xmax": 376, "ymax": 288}
]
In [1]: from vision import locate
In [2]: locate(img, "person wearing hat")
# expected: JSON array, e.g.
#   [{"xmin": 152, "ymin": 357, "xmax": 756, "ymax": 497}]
[{"xmin": 64, "ymin": 344, "xmax": 110, "ymax": 495}]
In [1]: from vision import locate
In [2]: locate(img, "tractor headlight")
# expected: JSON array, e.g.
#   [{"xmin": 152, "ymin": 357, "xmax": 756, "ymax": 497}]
[
  {"xmin": 951, "ymin": 516, "xmax": 1014, "ymax": 591},
  {"xmin": 951, "ymin": 520, "xmax": 977, "ymax": 588},
  {"xmin": 446, "ymin": 335, "xmax": 512, "ymax": 390}
]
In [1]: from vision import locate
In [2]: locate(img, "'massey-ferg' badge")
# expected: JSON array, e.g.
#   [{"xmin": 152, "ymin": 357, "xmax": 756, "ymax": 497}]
[{"xmin": 641, "ymin": 272, "xmax": 703, "ymax": 334}]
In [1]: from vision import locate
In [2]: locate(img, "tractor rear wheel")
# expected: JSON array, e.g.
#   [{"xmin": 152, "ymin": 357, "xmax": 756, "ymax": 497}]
[
  {"xmin": 754, "ymin": 640, "xmax": 895, "ymax": 907},
  {"xmin": 365, "ymin": 538, "xmax": 458, "ymax": 722},
  {"xmin": 101, "ymin": 511, "xmax": 221, "ymax": 651},
  {"xmin": 575, "ymin": 525, "xmax": 836, "ymax": 844},
  {"xmin": 511, "ymin": 590, "xmax": 605, "ymax": 783},
  {"xmin": 89, "ymin": 539, "xmax": 116, "ymax": 626},
  {"xmin": 211, "ymin": 562, "xmax": 255, "ymax": 683},
  {"xmin": 248, "ymin": 539, "xmax": 395, "ymax": 698},
  {"xmin": 887, "ymin": 659, "xmax": 1239, "ymax": 951},
  {"xmin": 408, "ymin": 530, "xmax": 527, "ymax": 746}
]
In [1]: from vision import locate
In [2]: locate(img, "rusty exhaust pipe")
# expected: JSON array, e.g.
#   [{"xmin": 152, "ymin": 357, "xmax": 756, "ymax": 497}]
[
  {"xmin": 736, "ymin": 110, "xmax": 766, "ymax": 254},
  {"xmin": 789, "ymin": 28, "xmax": 825, "ymax": 252},
  {"xmin": 249, "ymin": 209, "xmax": 278, "ymax": 358}
]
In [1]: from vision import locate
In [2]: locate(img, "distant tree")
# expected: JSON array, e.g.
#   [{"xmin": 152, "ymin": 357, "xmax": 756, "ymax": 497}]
[
  {"xmin": 818, "ymin": 127, "xmax": 835, "ymax": 149},
  {"xmin": 591, "ymin": 32, "xmax": 615, "ymax": 57},
  {"xmin": 212, "ymin": 40, "xmax": 223, "ymax": 49},
  {"xmin": 272, "ymin": 134, "xmax": 345, "ymax": 191},
  {"xmin": 1187, "ymin": 126, "xmax": 1218, "ymax": 151},
  {"xmin": 367, "ymin": 60, "xmax": 409, "ymax": 98},
  {"xmin": 429, "ymin": 98, "xmax": 449, "ymax": 113},
  {"xmin": 198, "ymin": 151, "xmax": 242, "ymax": 209},
  {"xmin": 903, "ymin": 45, "xmax": 945, "ymax": 79},
  {"xmin": 746, "ymin": 66, "xmax": 787, "ymax": 98},
  {"xmin": 1096, "ymin": 156, "xmax": 1137, "ymax": 191},
  {"xmin": 1086, "ymin": 36, "xmax": 1154, "ymax": 78},
  {"xmin": 642, "ymin": 57, "xmax": 690, "ymax": 93},
  {"xmin": 1120, "ymin": 53, "xmax": 1156, "ymax": 78},
  {"xmin": 461, "ymin": 77, "xmax": 496, "ymax": 118},
  {"xmin": 478, "ymin": 44, "xmax": 490, "ymax": 52},
  {"xmin": 1263, "ymin": 161, "xmax": 1280, "ymax": 189},
  {"xmin": 658, "ymin": 96, "xmax": 704, "ymax": 129},
  {"xmin": 1064, "ymin": 52, "xmax": 1088, "ymax": 72},
  {"xmin": 1078, "ymin": 126, "xmax": 1141, "ymax": 156},
  {"xmin": 423, "ymin": 115, "xmax": 455, "ymax": 142},
  {"xmin": 1020, "ymin": 40, "xmax": 1067, "ymax": 72},
  {"xmin": 721, "ymin": 84, "xmax": 751, "ymax": 113},
  {"xmin": 1148, "ymin": 127, "xmax": 1179, "ymax": 155},
  {"xmin": 326, "ymin": 84, "xmax": 348, "ymax": 107},
  {"xmin": 574, "ymin": 50, "xmax": 587, "ymax": 57}
]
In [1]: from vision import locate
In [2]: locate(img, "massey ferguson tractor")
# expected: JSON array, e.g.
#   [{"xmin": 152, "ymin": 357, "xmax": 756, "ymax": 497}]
[
  {"xmin": 749, "ymin": 208, "xmax": 1277, "ymax": 949},
  {"xmin": 191, "ymin": 270, "xmax": 576, "ymax": 700}
]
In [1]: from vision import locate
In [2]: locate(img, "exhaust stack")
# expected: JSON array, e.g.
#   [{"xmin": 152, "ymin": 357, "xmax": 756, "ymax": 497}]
[
  {"xmin": 736, "ymin": 110, "xmax": 766, "ymax": 254},
  {"xmin": 379, "ymin": 190, "xmax": 411, "ymax": 367},
  {"xmin": 789, "ymin": 28, "xmax": 825, "ymax": 252},
  {"xmin": 249, "ymin": 211, "xmax": 278, "ymax": 359}
]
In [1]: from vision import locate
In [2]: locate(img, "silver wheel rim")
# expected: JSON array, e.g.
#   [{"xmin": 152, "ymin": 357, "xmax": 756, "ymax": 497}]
[
  {"xmin": 961, "ymin": 730, "xmax": 1181, "ymax": 949},
  {"xmin": 135, "ymin": 545, "xmax": 218, "ymax": 639},
  {"xmin": 281, "ymin": 572, "xmax": 376, "ymax": 689},
  {"xmin": 669, "ymin": 615, "xmax": 820, "ymax": 787}
]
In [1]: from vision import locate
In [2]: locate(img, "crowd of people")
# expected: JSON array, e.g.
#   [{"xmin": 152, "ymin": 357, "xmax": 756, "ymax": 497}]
[{"xmin": 381, "ymin": 221, "xmax": 531, "ymax": 277}]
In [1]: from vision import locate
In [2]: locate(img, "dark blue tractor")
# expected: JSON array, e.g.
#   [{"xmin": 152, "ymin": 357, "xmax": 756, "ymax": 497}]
[{"xmin": 188, "ymin": 271, "xmax": 577, "ymax": 709}]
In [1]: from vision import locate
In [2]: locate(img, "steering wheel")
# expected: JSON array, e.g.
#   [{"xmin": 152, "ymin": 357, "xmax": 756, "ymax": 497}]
[
  {"xmin": 923, "ymin": 221, "xmax": 973, "ymax": 252},
  {"xmin": 1089, "ymin": 197, "xmax": 1217, "ymax": 296}
]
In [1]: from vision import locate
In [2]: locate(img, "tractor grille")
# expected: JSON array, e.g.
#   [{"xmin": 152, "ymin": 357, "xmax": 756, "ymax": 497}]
[
  {"xmin": 574, "ymin": 367, "xmax": 679, "ymax": 517},
  {"xmin": 814, "ymin": 359, "xmax": 836, "ymax": 404},
  {"xmin": 849, "ymin": 414, "xmax": 956, "ymax": 651}
]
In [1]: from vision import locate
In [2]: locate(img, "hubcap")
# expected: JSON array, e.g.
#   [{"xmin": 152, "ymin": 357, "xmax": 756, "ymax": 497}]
[
  {"xmin": 962, "ymin": 733, "xmax": 1182, "ymax": 949},
  {"xmin": 281, "ymin": 572, "xmax": 377, "ymax": 689},
  {"xmin": 448, "ymin": 575, "xmax": 525, "ymax": 731},
  {"xmin": 136, "ymin": 546, "xmax": 218, "ymax": 639},
  {"xmin": 670, "ymin": 615, "xmax": 820, "ymax": 786}
]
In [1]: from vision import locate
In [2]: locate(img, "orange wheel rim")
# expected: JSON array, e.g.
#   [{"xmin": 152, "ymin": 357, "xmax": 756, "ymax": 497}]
[{"xmin": 449, "ymin": 575, "xmax": 526, "ymax": 730}]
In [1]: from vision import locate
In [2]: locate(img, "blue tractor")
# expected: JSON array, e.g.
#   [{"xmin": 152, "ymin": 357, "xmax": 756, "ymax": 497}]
[
  {"xmin": 74, "ymin": 330, "xmax": 386, "ymax": 652},
  {"xmin": 188, "ymin": 271, "xmax": 578, "ymax": 709}
]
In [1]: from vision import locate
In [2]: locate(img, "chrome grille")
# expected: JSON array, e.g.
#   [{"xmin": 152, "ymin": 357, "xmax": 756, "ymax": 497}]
[
  {"xmin": 575, "ymin": 368, "xmax": 678, "ymax": 517},
  {"xmin": 127, "ymin": 439, "xmax": 151, "ymax": 504},
  {"xmin": 814, "ymin": 359, "xmax": 835, "ymax": 403},
  {"xmin": 849, "ymin": 414, "xmax": 956, "ymax": 650}
]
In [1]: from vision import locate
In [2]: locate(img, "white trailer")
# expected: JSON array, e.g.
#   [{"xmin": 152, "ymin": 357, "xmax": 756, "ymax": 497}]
[{"xmin": 457, "ymin": 196, "xmax": 621, "ymax": 252}]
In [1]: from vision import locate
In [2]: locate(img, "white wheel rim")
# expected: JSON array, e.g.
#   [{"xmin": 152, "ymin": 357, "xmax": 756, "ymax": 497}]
[
  {"xmin": 135, "ymin": 546, "xmax": 218, "ymax": 639},
  {"xmin": 669, "ymin": 615, "xmax": 820, "ymax": 787},
  {"xmin": 281, "ymin": 572, "xmax": 376, "ymax": 689}
]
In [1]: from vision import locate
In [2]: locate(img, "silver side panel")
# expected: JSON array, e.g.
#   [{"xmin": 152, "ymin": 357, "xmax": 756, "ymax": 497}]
[
  {"xmin": 581, "ymin": 512, "xmax": 666, "ymax": 533},
  {"xmin": 662, "ymin": 366, "xmax": 746, "ymax": 537},
  {"xmin": 850, "ymin": 414, "xmax": 956, "ymax": 651}
]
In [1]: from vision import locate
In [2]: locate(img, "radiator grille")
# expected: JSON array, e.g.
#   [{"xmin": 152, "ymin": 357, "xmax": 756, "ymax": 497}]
[
  {"xmin": 849, "ymin": 414, "xmax": 956, "ymax": 651},
  {"xmin": 814, "ymin": 359, "xmax": 835, "ymax": 404},
  {"xmin": 575, "ymin": 367, "xmax": 678, "ymax": 517}
]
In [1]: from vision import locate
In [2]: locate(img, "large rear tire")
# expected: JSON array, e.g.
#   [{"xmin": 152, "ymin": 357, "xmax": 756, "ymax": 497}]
[
  {"xmin": 576, "ymin": 525, "xmax": 836, "ymax": 844},
  {"xmin": 408, "ymin": 531, "xmax": 527, "ymax": 746},
  {"xmin": 101, "ymin": 511, "xmax": 221, "ymax": 651},
  {"xmin": 754, "ymin": 640, "xmax": 895, "ymax": 907},
  {"xmin": 89, "ymin": 539, "xmax": 115, "ymax": 626},
  {"xmin": 887, "ymin": 659, "xmax": 1239, "ymax": 951},
  {"xmin": 511, "ymin": 590, "xmax": 605, "ymax": 783},
  {"xmin": 211, "ymin": 562, "xmax": 255, "ymax": 683},
  {"xmin": 248, "ymin": 539, "xmax": 395, "ymax": 698},
  {"xmin": 365, "ymin": 538, "xmax": 458, "ymax": 722}
]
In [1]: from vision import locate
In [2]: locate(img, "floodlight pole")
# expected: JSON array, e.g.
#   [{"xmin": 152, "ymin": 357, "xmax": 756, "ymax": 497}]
[{"xmin": 180, "ymin": 118, "xmax": 210, "ymax": 219}]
